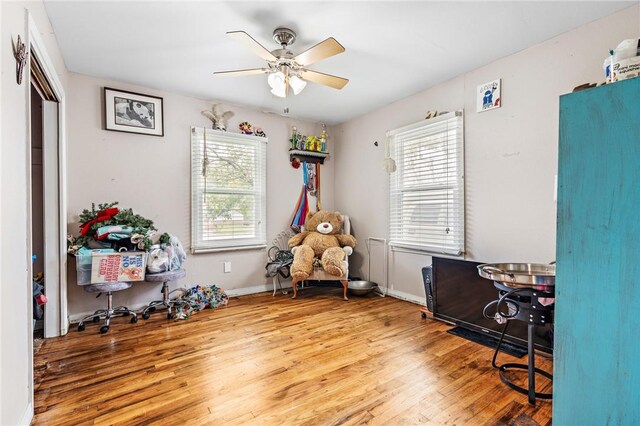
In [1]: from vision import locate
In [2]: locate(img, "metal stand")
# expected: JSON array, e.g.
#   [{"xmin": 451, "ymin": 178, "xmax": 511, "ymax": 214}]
[
  {"xmin": 493, "ymin": 322, "xmax": 553, "ymax": 405},
  {"xmin": 490, "ymin": 283, "xmax": 554, "ymax": 405}
]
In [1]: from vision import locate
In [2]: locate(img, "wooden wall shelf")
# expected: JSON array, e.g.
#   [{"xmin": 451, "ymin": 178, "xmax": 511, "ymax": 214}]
[{"xmin": 289, "ymin": 149, "xmax": 329, "ymax": 164}]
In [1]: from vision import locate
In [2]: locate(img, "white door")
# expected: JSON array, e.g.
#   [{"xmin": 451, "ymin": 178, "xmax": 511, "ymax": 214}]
[{"xmin": 42, "ymin": 100, "xmax": 60, "ymax": 338}]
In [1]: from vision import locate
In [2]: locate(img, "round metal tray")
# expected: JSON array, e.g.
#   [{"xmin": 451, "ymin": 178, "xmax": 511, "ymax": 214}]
[
  {"xmin": 348, "ymin": 280, "xmax": 378, "ymax": 296},
  {"xmin": 477, "ymin": 263, "xmax": 555, "ymax": 289}
]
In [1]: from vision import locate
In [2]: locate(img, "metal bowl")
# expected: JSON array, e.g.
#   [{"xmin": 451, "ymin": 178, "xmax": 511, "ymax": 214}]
[
  {"xmin": 477, "ymin": 263, "xmax": 555, "ymax": 290},
  {"xmin": 348, "ymin": 280, "xmax": 378, "ymax": 296}
]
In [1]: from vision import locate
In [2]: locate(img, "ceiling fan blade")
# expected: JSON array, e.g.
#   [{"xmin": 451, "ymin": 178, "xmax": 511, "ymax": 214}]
[
  {"xmin": 300, "ymin": 69, "xmax": 349, "ymax": 90},
  {"xmin": 294, "ymin": 37, "xmax": 345, "ymax": 66},
  {"xmin": 227, "ymin": 31, "xmax": 277, "ymax": 62},
  {"xmin": 214, "ymin": 68, "xmax": 268, "ymax": 77}
]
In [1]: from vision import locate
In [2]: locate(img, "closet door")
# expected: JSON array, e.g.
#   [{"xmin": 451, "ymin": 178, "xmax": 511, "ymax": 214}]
[
  {"xmin": 42, "ymin": 100, "xmax": 60, "ymax": 338},
  {"xmin": 555, "ymin": 78, "xmax": 640, "ymax": 424}
]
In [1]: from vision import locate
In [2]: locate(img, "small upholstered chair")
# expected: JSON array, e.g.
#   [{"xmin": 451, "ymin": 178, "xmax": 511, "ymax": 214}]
[
  {"xmin": 290, "ymin": 215, "xmax": 353, "ymax": 300},
  {"xmin": 77, "ymin": 282, "xmax": 138, "ymax": 334}
]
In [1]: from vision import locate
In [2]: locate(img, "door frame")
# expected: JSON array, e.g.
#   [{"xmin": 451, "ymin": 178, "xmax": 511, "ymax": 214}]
[{"xmin": 26, "ymin": 11, "xmax": 68, "ymax": 339}]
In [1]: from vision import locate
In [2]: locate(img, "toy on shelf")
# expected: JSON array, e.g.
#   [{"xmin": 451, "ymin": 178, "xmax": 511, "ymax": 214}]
[
  {"xmin": 201, "ymin": 104, "xmax": 234, "ymax": 131},
  {"xmin": 239, "ymin": 121, "xmax": 253, "ymax": 134},
  {"xmin": 288, "ymin": 124, "xmax": 330, "ymax": 164}
]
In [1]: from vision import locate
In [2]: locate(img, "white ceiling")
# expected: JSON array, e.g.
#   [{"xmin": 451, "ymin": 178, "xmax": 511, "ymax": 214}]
[{"xmin": 44, "ymin": 1, "xmax": 634, "ymax": 124}]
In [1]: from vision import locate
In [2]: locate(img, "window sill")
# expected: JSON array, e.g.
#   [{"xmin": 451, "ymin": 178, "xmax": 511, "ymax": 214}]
[
  {"xmin": 191, "ymin": 244, "xmax": 267, "ymax": 254},
  {"xmin": 389, "ymin": 243, "xmax": 464, "ymax": 258}
]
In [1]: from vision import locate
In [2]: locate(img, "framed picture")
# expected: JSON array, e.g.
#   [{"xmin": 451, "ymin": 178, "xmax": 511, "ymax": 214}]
[
  {"xmin": 476, "ymin": 78, "xmax": 501, "ymax": 113},
  {"xmin": 104, "ymin": 87, "xmax": 164, "ymax": 136}
]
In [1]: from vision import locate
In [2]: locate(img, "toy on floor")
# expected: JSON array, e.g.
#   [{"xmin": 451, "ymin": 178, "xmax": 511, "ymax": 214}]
[
  {"xmin": 288, "ymin": 210, "xmax": 357, "ymax": 298},
  {"xmin": 173, "ymin": 284, "xmax": 229, "ymax": 320}
]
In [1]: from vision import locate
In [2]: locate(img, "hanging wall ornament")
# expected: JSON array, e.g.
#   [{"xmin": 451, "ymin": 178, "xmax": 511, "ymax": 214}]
[
  {"xmin": 316, "ymin": 164, "xmax": 322, "ymax": 211},
  {"xmin": 12, "ymin": 35, "xmax": 28, "ymax": 85}
]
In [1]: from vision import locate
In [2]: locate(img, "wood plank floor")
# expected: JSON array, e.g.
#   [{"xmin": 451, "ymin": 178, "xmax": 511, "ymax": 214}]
[{"xmin": 33, "ymin": 289, "xmax": 552, "ymax": 425}]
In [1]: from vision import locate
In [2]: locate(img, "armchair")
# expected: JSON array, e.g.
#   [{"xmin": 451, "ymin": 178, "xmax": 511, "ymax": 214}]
[{"xmin": 289, "ymin": 214, "xmax": 354, "ymax": 300}]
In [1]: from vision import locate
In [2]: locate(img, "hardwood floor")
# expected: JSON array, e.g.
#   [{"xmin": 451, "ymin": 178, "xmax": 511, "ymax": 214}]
[{"xmin": 33, "ymin": 289, "xmax": 552, "ymax": 425}]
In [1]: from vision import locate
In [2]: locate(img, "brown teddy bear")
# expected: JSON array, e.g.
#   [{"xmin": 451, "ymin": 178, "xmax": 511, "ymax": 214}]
[{"xmin": 288, "ymin": 210, "xmax": 357, "ymax": 300}]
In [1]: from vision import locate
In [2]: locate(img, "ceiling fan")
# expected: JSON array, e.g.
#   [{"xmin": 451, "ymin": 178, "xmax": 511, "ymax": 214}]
[{"xmin": 214, "ymin": 27, "xmax": 349, "ymax": 98}]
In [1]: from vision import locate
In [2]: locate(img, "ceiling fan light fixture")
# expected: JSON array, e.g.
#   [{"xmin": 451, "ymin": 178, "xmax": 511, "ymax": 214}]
[
  {"xmin": 268, "ymin": 71, "xmax": 287, "ymax": 97},
  {"xmin": 267, "ymin": 71, "xmax": 286, "ymax": 89},
  {"xmin": 270, "ymin": 86, "xmax": 286, "ymax": 98},
  {"xmin": 289, "ymin": 75, "xmax": 307, "ymax": 95}
]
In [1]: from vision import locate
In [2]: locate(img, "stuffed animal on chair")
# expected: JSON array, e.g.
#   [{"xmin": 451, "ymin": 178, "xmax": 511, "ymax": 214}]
[{"xmin": 287, "ymin": 210, "xmax": 357, "ymax": 284}]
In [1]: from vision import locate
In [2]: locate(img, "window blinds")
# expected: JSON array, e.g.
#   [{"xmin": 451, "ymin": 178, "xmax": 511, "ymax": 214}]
[
  {"xmin": 388, "ymin": 111, "xmax": 465, "ymax": 256},
  {"xmin": 191, "ymin": 127, "xmax": 267, "ymax": 252}
]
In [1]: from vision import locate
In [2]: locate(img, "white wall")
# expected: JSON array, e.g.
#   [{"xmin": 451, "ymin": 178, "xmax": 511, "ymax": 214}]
[
  {"xmin": 0, "ymin": 1, "xmax": 68, "ymax": 424},
  {"xmin": 66, "ymin": 72, "xmax": 335, "ymax": 318},
  {"xmin": 334, "ymin": 5, "xmax": 640, "ymax": 300}
]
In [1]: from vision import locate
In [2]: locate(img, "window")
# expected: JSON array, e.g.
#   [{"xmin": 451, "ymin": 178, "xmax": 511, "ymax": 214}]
[
  {"xmin": 191, "ymin": 127, "xmax": 267, "ymax": 252},
  {"xmin": 388, "ymin": 111, "xmax": 464, "ymax": 256}
]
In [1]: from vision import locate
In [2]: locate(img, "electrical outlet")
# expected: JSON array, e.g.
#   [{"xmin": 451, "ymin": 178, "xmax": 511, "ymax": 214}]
[{"xmin": 224, "ymin": 261, "xmax": 231, "ymax": 273}]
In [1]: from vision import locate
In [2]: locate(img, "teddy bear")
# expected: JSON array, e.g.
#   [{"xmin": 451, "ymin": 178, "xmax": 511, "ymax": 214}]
[{"xmin": 288, "ymin": 210, "xmax": 357, "ymax": 299}]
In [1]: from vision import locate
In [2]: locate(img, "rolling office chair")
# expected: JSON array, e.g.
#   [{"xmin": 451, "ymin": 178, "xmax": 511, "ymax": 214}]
[{"xmin": 77, "ymin": 282, "xmax": 138, "ymax": 334}]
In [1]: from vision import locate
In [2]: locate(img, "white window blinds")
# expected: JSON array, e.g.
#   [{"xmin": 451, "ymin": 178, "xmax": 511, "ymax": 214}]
[
  {"xmin": 191, "ymin": 127, "xmax": 267, "ymax": 252},
  {"xmin": 388, "ymin": 111, "xmax": 465, "ymax": 256}
]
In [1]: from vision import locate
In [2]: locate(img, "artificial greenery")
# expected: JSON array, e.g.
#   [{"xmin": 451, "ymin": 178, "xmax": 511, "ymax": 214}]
[{"xmin": 71, "ymin": 201, "xmax": 157, "ymax": 252}]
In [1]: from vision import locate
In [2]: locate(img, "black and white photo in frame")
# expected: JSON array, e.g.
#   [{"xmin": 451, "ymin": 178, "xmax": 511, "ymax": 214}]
[{"xmin": 104, "ymin": 87, "xmax": 164, "ymax": 136}]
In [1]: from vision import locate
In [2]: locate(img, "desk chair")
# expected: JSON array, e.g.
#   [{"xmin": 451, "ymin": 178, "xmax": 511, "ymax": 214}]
[
  {"xmin": 77, "ymin": 282, "xmax": 138, "ymax": 334},
  {"xmin": 140, "ymin": 269, "xmax": 187, "ymax": 320}
]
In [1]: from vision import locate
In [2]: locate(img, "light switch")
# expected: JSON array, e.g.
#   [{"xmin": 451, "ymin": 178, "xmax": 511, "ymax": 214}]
[{"xmin": 224, "ymin": 261, "xmax": 231, "ymax": 273}]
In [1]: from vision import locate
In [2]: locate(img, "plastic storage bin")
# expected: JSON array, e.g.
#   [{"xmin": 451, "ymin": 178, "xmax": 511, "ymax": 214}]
[{"xmin": 75, "ymin": 248, "xmax": 115, "ymax": 285}]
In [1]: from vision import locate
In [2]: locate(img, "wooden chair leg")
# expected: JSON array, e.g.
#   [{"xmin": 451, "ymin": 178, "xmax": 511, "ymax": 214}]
[{"xmin": 341, "ymin": 280, "xmax": 349, "ymax": 301}]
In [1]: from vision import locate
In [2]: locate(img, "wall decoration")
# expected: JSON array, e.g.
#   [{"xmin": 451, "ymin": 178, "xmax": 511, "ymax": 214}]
[
  {"xmin": 12, "ymin": 35, "xmax": 28, "ymax": 85},
  {"xmin": 477, "ymin": 79, "xmax": 501, "ymax": 112},
  {"xmin": 201, "ymin": 103, "xmax": 234, "ymax": 131},
  {"xmin": 104, "ymin": 87, "xmax": 164, "ymax": 136}
]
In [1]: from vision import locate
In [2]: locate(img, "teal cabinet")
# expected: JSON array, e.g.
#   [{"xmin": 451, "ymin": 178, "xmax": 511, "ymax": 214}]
[{"xmin": 555, "ymin": 78, "xmax": 640, "ymax": 424}]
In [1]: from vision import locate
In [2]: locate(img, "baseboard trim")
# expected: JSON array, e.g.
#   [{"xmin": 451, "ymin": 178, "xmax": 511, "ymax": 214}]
[
  {"xmin": 68, "ymin": 285, "xmax": 420, "ymax": 321},
  {"xmin": 385, "ymin": 288, "xmax": 426, "ymax": 306},
  {"xmin": 68, "ymin": 302, "xmax": 149, "ymax": 323},
  {"xmin": 226, "ymin": 283, "xmax": 292, "ymax": 297},
  {"xmin": 20, "ymin": 402, "xmax": 33, "ymax": 426}
]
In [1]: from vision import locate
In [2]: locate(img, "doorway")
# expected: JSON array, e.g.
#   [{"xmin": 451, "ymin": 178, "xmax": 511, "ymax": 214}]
[
  {"xmin": 29, "ymin": 51, "xmax": 62, "ymax": 340},
  {"xmin": 24, "ymin": 10, "xmax": 68, "ymax": 422}
]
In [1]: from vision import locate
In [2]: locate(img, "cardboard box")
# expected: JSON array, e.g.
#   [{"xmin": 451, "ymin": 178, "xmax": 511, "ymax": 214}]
[
  {"xmin": 612, "ymin": 56, "xmax": 640, "ymax": 81},
  {"xmin": 89, "ymin": 252, "xmax": 147, "ymax": 284}
]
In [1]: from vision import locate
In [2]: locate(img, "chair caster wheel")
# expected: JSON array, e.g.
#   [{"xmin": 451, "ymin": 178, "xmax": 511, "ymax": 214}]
[
  {"xmin": 421, "ymin": 312, "xmax": 427, "ymax": 319},
  {"xmin": 100, "ymin": 325, "xmax": 110, "ymax": 334},
  {"xmin": 92, "ymin": 316, "xmax": 100, "ymax": 323},
  {"xmin": 130, "ymin": 316, "xmax": 138, "ymax": 324},
  {"xmin": 167, "ymin": 312, "xmax": 174, "ymax": 319},
  {"xmin": 142, "ymin": 312, "xmax": 150, "ymax": 320},
  {"xmin": 77, "ymin": 324, "xmax": 85, "ymax": 332},
  {"xmin": 121, "ymin": 310, "xmax": 129, "ymax": 316}
]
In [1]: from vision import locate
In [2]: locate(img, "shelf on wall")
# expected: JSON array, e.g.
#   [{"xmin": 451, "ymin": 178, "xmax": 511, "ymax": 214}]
[{"xmin": 289, "ymin": 149, "xmax": 329, "ymax": 164}]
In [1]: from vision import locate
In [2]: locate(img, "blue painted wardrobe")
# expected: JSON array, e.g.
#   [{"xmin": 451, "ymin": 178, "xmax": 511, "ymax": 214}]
[{"xmin": 555, "ymin": 77, "xmax": 640, "ymax": 424}]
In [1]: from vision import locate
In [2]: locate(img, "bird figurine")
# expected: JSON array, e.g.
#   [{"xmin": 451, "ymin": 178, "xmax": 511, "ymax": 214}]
[{"xmin": 201, "ymin": 104, "xmax": 234, "ymax": 131}]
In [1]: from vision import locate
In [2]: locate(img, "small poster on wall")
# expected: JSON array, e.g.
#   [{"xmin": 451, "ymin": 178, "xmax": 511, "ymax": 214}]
[{"xmin": 477, "ymin": 79, "xmax": 501, "ymax": 112}]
